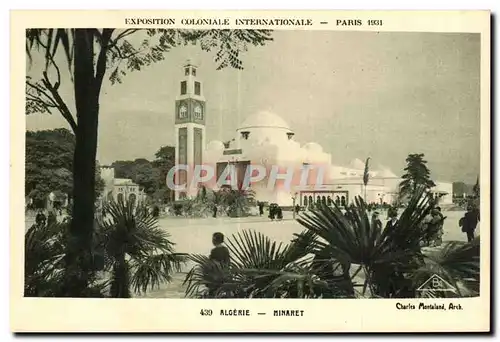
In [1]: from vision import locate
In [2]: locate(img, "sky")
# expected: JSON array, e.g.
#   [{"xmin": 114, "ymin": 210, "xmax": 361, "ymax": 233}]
[{"xmin": 25, "ymin": 30, "xmax": 481, "ymax": 184}]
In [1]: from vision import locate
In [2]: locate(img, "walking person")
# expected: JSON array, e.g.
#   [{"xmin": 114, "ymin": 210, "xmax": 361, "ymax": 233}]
[{"xmin": 461, "ymin": 206, "xmax": 480, "ymax": 242}]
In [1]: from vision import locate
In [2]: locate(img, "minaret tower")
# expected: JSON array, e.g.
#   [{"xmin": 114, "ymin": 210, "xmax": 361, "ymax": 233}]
[{"xmin": 174, "ymin": 60, "xmax": 206, "ymax": 199}]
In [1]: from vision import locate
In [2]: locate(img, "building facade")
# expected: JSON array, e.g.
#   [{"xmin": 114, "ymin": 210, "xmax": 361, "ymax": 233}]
[
  {"xmin": 173, "ymin": 62, "xmax": 453, "ymax": 207},
  {"xmin": 100, "ymin": 167, "xmax": 145, "ymax": 205}
]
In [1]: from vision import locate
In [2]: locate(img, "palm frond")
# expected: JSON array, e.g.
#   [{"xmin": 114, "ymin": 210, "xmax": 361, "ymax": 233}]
[
  {"xmin": 415, "ymin": 238, "xmax": 480, "ymax": 297},
  {"xmin": 24, "ymin": 222, "xmax": 67, "ymax": 296},
  {"xmin": 97, "ymin": 199, "xmax": 186, "ymax": 297},
  {"xmin": 130, "ymin": 252, "xmax": 186, "ymax": 295}
]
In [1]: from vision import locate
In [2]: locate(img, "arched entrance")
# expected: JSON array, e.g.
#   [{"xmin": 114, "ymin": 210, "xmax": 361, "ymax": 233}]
[
  {"xmin": 129, "ymin": 193, "xmax": 137, "ymax": 205},
  {"xmin": 117, "ymin": 193, "xmax": 124, "ymax": 203}
]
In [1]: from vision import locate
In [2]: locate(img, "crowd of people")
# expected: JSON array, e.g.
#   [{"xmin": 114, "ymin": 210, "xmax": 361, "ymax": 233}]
[{"xmin": 34, "ymin": 208, "xmax": 67, "ymax": 227}]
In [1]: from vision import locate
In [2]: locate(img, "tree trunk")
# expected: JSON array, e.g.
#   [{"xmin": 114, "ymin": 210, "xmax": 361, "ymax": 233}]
[
  {"xmin": 110, "ymin": 255, "xmax": 131, "ymax": 298},
  {"xmin": 63, "ymin": 29, "xmax": 99, "ymax": 297}
]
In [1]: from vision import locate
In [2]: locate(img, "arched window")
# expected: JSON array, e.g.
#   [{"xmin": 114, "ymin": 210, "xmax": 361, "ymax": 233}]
[
  {"xmin": 117, "ymin": 193, "xmax": 124, "ymax": 203},
  {"xmin": 194, "ymin": 105, "xmax": 203, "ymax": 120},
  {"xmin": 179, "ymin": 105, "xmax": 188, "ymax": 119},
  {"xmin": 308, "ymin": 196, "xmax": 313, "ymax": 207},
  {"xmin": 327, "ymin": 196, "xmax": 332, "ymax": 206},
  {"xmin": 322, "ymin": 196, "xmax": 326, "ymax": 204},
  {"xmin": 303, "ymin": 196, "xmax": 308, "ymax": 206}
]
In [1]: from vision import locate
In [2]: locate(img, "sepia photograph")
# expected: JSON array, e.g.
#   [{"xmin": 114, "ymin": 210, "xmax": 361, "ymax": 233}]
[
  {"xmin": 11, "ymin": 10, "xmax": 490, "ymax": 332},
  {"xmin": 24, "ymin": 28, "xmax": 482, "ymax": 300}
]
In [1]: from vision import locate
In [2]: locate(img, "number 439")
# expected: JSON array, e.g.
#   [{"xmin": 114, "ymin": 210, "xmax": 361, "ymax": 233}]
[{"xmin": 200, "ymin": 309, "xmax": 213, "ymax": 316}]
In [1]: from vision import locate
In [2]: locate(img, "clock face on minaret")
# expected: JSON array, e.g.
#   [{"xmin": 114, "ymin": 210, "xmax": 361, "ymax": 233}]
[{"xmin": 174, "ymin": 61, "xmax": 206, "ymax": 125}]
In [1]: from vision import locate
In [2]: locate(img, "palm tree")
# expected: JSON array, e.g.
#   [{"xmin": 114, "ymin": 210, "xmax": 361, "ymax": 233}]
[
  {"xmin": 25, "ymin": 222, "xmax": 66, "ymax": 297},
  {"xmin": 97, "ymin": 199, "xmax": 186, "ymax": 297},
  {"xmin": 223, "ymin": 188, "xmax": 256, "ymax": 217},
  {"xmin": 24, "ymin": 221, "xmax": 106, "ymax": 297},
  {"xmin": 363, "ymin": 157, "xmax": 370, "ymax": 203},
  {"xmin": 183, "ymin": 187, "xmax": 480, "ymax": 298}
]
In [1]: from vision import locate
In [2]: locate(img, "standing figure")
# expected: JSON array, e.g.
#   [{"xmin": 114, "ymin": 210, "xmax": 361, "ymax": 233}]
[
  {"xmin": 425, "ymin": 209, "xmax": 445, "ymax": 247},
  {"xmin": 371, "ymin": 211, "xmax": 382, "ymax": 231},
  {"xmin": 294, "ymin": 204, "xmax": 301, "ymax": 215},
  {"xmin": 461, "ymin": 206, "xmax": 480, "ymax": 242},
  {"xmin": 268, "ymin": 203, "xmax": 276, "ymax": 220},
  {"xmin": 385, "ymin": 208, "xmax": 399, "ymax": 230},
  {"xmin": 212, "ymin": 204, "xmax": 218, "ymax": 218},
  {"xmin": 47, "ymin": 210, "xmax": 57, "ymax": 226},
  {"xmin": 276, "ymin": 206, "xmax": 283, "ymax": 221},
  {"xmin": 207, "ymin": 232, "xmax": 231, "ymax": 297},
  {"xmin": 35, "ymin": 210, "xmax": 46, "ymax": 227},
  {"xmin": 152, "ymin": 205, "xmax": 160, "ymax": 218},
  {"xmin": 209, "ymin": 232, "xmax": 230, "ymax": 266},
  {"xmin": 258, "ymin": 202, "xmax": 264, "ymax": 216}
]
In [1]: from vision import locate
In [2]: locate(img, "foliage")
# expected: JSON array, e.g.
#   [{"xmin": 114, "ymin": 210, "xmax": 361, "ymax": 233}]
[
  {"xmin": 25, "ymin": 222, "xmax": 66, "ymax": 296},
  {"xmin": 96, "ymin": 199, "xmax": 186, "ymax": 297},
  {"xmin": 220, "ymin": 188, "xmax": 256, "ymax": 217},
  {"xmin": 399, "ymin": 153, "xmax": 436, "ymax": 200},
  {"xmin": 415, "ymin": 238, "xmax": 480, "ymax": 297},
  {"xmin": 110, "ymin": 146, "xmax": 176, "ymax": 200},
  {"xmin": 152, "ymin": 146, "xmax": 176, "ymax": 202},
  {"xmin": 184, "ymin": 188, "xmax": 480, "ymax": 299},
  {"xmin": 184, "ymin": 230, "xmax": 331, "ymax": 298},
  {"xmin": 26, "ymin": 128, "xmax": 104, "ymax": 207},
  {"xmin": 24, "ymin": 221, "xmax": 106, "ymax": 297},
  {"xmin": 112, "ymin": 158, "xmax": 161, "ymax": 195}
]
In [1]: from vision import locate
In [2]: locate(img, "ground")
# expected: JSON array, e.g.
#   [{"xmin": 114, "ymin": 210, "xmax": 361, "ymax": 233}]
[{"xmin": 24, "ymin": 209, "xmax": 478, "ymax": 298}]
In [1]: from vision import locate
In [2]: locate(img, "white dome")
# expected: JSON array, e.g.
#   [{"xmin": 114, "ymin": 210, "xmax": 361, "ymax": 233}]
[
  {"xmin": 303, "ymin": 142, "xmax": 323, "ymax": 153},
  {"xmin": 206, "ymin": 140, "xmax": 225, "ymax": 150},
  {"xmin": 238, "ymin": 111, "xmax": 291, "ymax": 131}
]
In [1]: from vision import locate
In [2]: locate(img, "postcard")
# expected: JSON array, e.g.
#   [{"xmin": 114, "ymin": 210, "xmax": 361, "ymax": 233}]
[{"xmin": 11, "ymin": 10, "xmax": 490, "ymax": 332}]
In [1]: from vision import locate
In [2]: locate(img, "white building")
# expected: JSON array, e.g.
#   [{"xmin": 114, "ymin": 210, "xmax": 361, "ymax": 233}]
[
  {"xmin": 172, "ymin": 61, "xmax": 453, "ymax": 206},
  {"xmin": 100, "ymin": 167, "xmax": 145, "ymax": 205}
]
